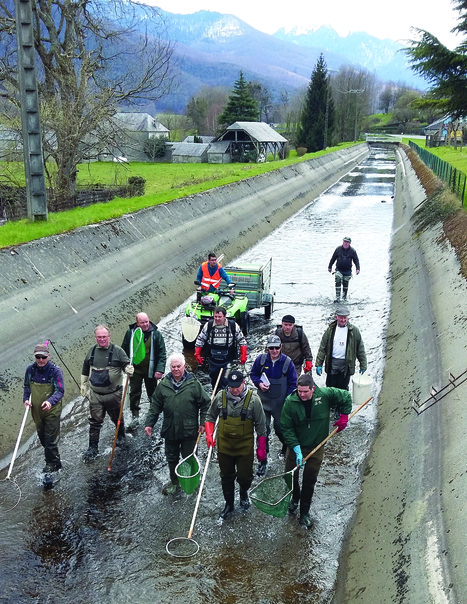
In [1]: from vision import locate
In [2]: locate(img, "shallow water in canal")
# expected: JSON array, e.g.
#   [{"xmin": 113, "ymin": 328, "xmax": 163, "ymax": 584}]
[{"xmin": 0, "ymin": 146, "xmax": 397, "ymax": 604}]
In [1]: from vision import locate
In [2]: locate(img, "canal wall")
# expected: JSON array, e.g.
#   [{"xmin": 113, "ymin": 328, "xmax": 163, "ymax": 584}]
[{"xmin": 0, "ymin": 144, "xmax": 368, "ymax": 457}]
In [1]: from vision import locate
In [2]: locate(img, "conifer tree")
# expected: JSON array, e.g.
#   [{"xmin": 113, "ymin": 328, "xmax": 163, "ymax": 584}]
[
  {"xmin": 296, "ymin": 54, "xmax": 334, "ymax": 152},
  {"xmin": 218, "ymin": 71, "xmax": 259, "ymax": 130}
]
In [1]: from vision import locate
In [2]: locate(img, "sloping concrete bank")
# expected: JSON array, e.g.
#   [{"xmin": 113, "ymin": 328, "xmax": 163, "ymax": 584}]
[
  {"xmin": 0, "ymin": 144, "xmax": 368, "ymax": 457},
  {"xmin": 334, "ymin": 148, "xmax": 466, "ymax": 602}
]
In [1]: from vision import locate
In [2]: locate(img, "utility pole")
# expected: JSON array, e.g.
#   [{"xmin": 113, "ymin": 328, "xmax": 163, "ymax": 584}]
[
  {"xmin": 338, "ymin": 88, "xmax": 365, "ymax": 142},
  {"xmin": 15, "ymin": 0, "xmax": 48, "ymax": 221}
]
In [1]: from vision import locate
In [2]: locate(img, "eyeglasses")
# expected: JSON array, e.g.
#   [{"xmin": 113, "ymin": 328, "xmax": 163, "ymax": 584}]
[
  {"xmin": 35, "ymin": 355, "xmax": 48, "ymax": 360},
  {"xmin": 268, "ymin": 346, "xmax": 281, "ymax": 350}
]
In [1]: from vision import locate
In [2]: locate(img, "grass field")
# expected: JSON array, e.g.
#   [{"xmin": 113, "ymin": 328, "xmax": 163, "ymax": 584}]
[{"xmin": 0, "ymin": 143, "xmax": 356, "ymax": 249}]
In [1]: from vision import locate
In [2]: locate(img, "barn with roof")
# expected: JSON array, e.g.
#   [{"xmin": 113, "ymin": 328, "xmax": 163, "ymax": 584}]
[{"xmin": 211, "ymin": 122, "xmax": 288, "ymax": 163}]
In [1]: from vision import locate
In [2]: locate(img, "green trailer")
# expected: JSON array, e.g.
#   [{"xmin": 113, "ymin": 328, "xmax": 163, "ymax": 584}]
[{"xmin": 225, "ymin": 257, "xmax": 274, "ymax": 320}]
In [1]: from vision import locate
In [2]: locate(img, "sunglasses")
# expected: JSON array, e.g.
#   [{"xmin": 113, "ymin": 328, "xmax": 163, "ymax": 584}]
[
  {"xmin": 268, "ymin": 346, "xmax": 281, "ymax": 350},
  {"xmin": 35, "ymin": 355, "xmax": 48, "ymax": 360}
]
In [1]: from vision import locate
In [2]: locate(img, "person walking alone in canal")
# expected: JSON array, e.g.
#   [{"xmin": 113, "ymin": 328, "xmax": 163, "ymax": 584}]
[
  {"xmin": 205, "ymin": 370, "xmax": 267, "ymax": 520},
  {"xmin": 121, "ymin": 312, "xmax": 167, "ymax": 426},
  {"xmin": 144, "ymin": 353, "xmax": 210, "ymax": 495},
  {"xmin": 280, "ymin": 373, "xmax": 352, "ymax": 528},
  {"xmin": 23, "ymin": 342, "xmax": 65, "ymax": 473},
  {"xmin": 275, "ymin": 314, "xmax": 313, "ymax": 377},
  {"xmin": 328, "ymin": 236, "xmax": 360, "ymax": 302},
  {"xmin": 315, "ymin": 306, "xmax": 367, "ymax": 391}
]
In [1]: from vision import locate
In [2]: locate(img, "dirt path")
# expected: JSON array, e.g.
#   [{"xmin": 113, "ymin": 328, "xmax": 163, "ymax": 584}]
[{"xmin": 334, "ymin": 148, "xmax": 467, "ymax": 602}]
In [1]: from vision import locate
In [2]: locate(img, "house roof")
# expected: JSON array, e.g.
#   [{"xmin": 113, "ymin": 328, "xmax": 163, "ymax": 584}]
[
  {"xmin": 223, "ymin": 122, "xmax": 287, "ymax": 143},
  {"xmin": 113, "ymin": 113, "xmax": 169, "ymax": 133},
  {"xmin": 207, "ymin": 141, "xmax": 231, "ymax": 153},
  {"xmin": 183, "ymin": 135, "xmax": 215, "ymax": 143},
  {"xmin": 170, "ymin": 142, "xmax": 210, "ymax": 157}
]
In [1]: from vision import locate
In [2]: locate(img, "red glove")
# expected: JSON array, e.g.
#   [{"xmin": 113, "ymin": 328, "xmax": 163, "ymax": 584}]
[
  {"xmin": 304, "ymin": 360, "xmax": 313, "ymax": 373},
  {"xmin": 240, "ymin": 345, "xmax": 247, "ymax": 365},
  {"xmin": 256, "ymin": 436, "xmax": 267, "ymax": 461},
  {"xmin": 333, "ymin": 414, "xmax": 349, "ymax": 432},
  {"xmin": 194, "ymin": 347, "xmax": 204, "ymax": 364},
  {"xmin": 205, "ymin": 421, "xmax": 216, "ymax": 448}
]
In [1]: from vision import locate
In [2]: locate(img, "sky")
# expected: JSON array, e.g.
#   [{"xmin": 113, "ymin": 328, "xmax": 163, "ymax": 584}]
[{"xmin": 144, "ymin": 0, "xmax": 462, "ymax": 49}]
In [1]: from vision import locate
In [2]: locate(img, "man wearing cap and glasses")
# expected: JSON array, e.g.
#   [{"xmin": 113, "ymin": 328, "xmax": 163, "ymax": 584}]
[
  {"xmin": 23, "ymin": 343, "xmax": 65, "ymax": 473},
  {"xmin": 250, "ymin": 334, "xmax": 297, "ymax": 476},
  {"xmin": 275, "ymin": 314, "xmax": 313, "ymax": 377},
  {"xmin": 315, "ymin": 306, "xmax": 367, "ymax": 391},
  {"xmin": 328, "ymin": 236, "xmax": 360, "ymax": 303},
  {"xmin": 205, "ymin": 370, "xmax": 267, "ymax": 520}
]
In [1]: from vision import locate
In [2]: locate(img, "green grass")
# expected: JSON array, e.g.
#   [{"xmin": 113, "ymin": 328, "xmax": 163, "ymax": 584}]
[
  {"xmin": 403, "ymin": 137, "xmax": 467, "ymax": 175},
  {"xmin": 0, "ymin": 143, "xmax": 356, "ymax": 249}
]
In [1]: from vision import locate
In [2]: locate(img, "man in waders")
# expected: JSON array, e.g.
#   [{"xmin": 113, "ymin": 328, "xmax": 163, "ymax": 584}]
[
  {"xmin": 196, "ymin": 252, "xmax": 233, "ymax": 293},
  {"xmin": 280, "ymin": 373, "xmax": 352, "ymax": 528},
  {"xmin": 328, "ymin": 236, "xmax": 360, "ymax": 303},
  {"xmin": 144, "ymin": 353, "xmax": 210, "ymax": 495},
  {"xmin": 81, "ymin": 325, "xmax": 134, "ymax": 460},
  {"xmin": 121, "ymin": 312, "xmax": 167, "ymax": 426},
  {"xmin": 274, "ymin": 314, "xmax": 313, "ymax": 377},
  {"xmin": 250, "ymin": 334, "xmax": 297, "ymax": 476},
  {"xmin": 315, "ymin": 306, "xmax": 367, "ymax": 391},
  {"xmin": 205, "ymin": 370, "xmax": 267, "ymax": 520},
  {"xmin": 194, "ymin": 306, "xmax": 247, "ymax": 392},
  {"xmin": 23, "ymin": 343, "xmax": 65, "ymax": 473}
]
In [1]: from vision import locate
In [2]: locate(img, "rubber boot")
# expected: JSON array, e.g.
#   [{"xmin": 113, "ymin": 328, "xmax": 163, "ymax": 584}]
[
  {"xmin": 220, "ymin": 500, "xmax": 235, "ymax": 520},
  {"xmin": 239, "ymin": 488, "xmax": 250, "ymax": 510},
  {"xmin": 334, "ymin": 286, "xmax": 341, "ymax": 303},
  {"xmin": 163, "ymin": 463, "xmax": 179, "ymax": 495},
  {"xmin": 342, "ymin": 286, "xmax": 348, "ymax": 300},
  {"xmin": 83, "ymin": 437, "xmax": 99, "ymax": 462},
  {"xmin": 299, "ymin": 506, "xmax": 313, "ymax": 528},
  {"xmin": 116, "ymin": 425, "xmax": 125, "ymax": 447}
]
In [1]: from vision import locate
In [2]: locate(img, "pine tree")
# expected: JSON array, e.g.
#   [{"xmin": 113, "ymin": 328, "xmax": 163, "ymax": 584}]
[
  {"xmin": 296, "ymin": 54, "xmax": 334, "ymax": 152},
  {"xmin": 218, "ymin": 71, "xmax": 259, "ymax": 130}
]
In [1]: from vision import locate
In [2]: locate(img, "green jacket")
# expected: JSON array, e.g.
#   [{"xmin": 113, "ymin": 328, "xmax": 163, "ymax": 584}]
[
  {"xmin": 280, "ymin": 386, "xmax": 352, "ymax": 450},
  {"xmin": 315, "ymin": 320, "xmax": 367, "ymax": 375},
  {"xmin": 145, "ymin": 372, "xmax": 210, "ymax": 440}
]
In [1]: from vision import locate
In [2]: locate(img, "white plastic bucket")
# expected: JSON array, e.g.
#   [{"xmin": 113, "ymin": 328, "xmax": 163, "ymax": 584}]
[{"xmin": 352, "ymin": 374, "xmax": 372, "ymax": 406}]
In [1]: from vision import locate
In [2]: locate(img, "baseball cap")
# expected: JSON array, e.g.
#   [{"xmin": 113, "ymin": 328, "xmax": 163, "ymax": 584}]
[
  {"xmin": 34, "ymin": 343, "xmax": 50, "ymax": 355},
  {"xmin": 227, "ymin": 370, "xmax": 244, "ymax": 387},
  {"xmin": 267, "ymin": 334, "xmax": 282, "ymax": 348},
  {"xmin": 343, "ymin": 236, "xmax": 352, "ymax": 243}
]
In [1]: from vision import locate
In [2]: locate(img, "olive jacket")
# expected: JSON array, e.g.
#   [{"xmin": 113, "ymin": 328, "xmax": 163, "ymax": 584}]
[{"xmin": 315, "ymin": 321, "xmax": 367, "ymax": 376}]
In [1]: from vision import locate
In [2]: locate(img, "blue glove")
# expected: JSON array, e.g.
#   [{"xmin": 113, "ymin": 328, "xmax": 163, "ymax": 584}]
[
  {"xmin": 293, "ymin": 445, "xmax": 305, "ymax": 468},
  {"xmin": 359, "ymin": 369, "xmax": 366, "ymax": 374},
  {"xmin": 316, "ymin": 366, "xmax": 323, "ymax": 376}
]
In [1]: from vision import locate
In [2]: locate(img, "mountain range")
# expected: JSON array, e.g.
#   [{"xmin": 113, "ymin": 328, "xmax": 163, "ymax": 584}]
[{"xmin": 138, "ymin": 7, "xmax": 426, "ymax": 113}]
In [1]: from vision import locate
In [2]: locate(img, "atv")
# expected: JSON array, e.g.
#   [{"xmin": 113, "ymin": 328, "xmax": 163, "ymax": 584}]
[{"xmin": 181, "ymin": 281, "xmax": 250, "ymax": 347}]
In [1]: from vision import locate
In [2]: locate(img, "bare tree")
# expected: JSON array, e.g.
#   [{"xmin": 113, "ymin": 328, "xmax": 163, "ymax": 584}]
[{"xmin": 0, "ymin": 0, "xmax": 176, "ymax": 199}]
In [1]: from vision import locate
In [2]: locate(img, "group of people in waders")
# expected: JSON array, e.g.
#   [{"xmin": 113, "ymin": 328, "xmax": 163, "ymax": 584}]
[{"xmin": 23, "ymin": 239, "xmax": 366, "ymax": 529}]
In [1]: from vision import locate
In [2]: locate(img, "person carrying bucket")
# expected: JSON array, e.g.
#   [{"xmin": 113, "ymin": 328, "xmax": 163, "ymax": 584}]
[
  {"xmin": 23, "ymin": 342, "xmax": 65, "ymax": 474},
  {"xmin": 280, "ymin": 373, "xmax": 352, "ymax": 528},
  {"xmin": 315, "ymin": 306, "xmax": 367, "ymax": 391},
  {"xmin": 328, "ymin": 236, "xmax": 360, "ymax": 303},
  {"xmin": 205, "ymin": 370, "xmax": 267, "ymax": 520}
]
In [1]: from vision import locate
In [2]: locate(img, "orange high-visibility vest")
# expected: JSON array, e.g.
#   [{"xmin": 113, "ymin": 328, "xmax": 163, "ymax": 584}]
[{"xmin": 200, "ymin": 261, "xmax": 222, "ymax": 290}]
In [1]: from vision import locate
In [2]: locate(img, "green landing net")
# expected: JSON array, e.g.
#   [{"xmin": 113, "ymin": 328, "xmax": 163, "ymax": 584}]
[
  {"xmin": 250, "ymin": 471, "xmax": 294, "ymax": 518},
  {"xmin": 132, "ymin": 328, "xmax": 145, "ymax": 365},
  {"xmin": 175, "ymin": 454, "xmax": 201, "ymax": 495}
]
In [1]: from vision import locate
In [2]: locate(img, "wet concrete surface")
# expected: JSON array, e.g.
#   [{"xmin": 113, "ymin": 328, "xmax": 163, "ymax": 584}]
[{"xmin": 0, "ymin": 146, "xmax": 396, "ymax": 603}]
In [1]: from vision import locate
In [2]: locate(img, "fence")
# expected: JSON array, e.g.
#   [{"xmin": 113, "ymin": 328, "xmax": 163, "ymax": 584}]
[{"xmin": 409, "ymin": 141, "xmax": 466, "ymax": 207}]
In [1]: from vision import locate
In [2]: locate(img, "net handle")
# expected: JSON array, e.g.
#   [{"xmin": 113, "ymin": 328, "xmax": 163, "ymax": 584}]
[
  {"xmin": 6, "ymin": 406, "xmax": 29, "ymax": 480},
  {"xmin": 186, "ymin": 368, "xmax": 223, "ymax": 539},
  {"xmin": 300, "ymin": 396, "xmax": 372, "ymax": 468}
]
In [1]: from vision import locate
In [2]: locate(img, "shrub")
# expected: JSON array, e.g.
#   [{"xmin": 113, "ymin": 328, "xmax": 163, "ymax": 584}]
[
  {"xmin": 296, "ymin": 147, "xmax": 307, "ymax": 157},
  {"xmin": 127, "ymin": 176, "xmax": 146, "ymax": 196}
]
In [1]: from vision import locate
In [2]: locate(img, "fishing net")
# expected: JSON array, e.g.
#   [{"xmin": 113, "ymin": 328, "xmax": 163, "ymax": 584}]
[
  {"xmin": 0, "ymin": 478, "xmax": 21, "ymax": 513},
  {"xmin": 166, "ymin": 537, "xmax": 199, "ymax": 558},
  {"xmin": 250, "ymin": 471, "xmax": 294, "ymax": 518},
  {"xmin": 181, "ymin": 316, "xmax": 201, "ymax": 343},
  {"xmin": 132, "ymin": 328, "xmax": 145, "ymax": 365},
  {"xmin": 175, "ymin": 454, "xmax": 200, "ymax": 495}
]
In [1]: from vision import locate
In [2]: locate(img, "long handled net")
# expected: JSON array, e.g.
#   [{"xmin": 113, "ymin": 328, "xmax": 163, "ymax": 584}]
[
  {"xmin": 0, "ymin": 407, "xmax": 29, "ymax": 513},
  {"xmin": 250, "ymin": 397, "xmax": 372, "ymax": 518}
]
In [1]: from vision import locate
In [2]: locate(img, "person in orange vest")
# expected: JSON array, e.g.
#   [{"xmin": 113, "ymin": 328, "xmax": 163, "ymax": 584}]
[{"xmin": 196, "ymin": 252, "xmax": 233, "ymax": 293}]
